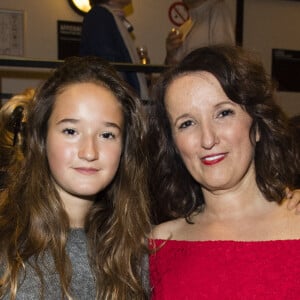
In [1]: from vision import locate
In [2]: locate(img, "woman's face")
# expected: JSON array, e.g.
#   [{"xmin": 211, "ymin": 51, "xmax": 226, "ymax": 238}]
[
  {"xmin": 165, "ymin": 71, "xmax": 259, "ymax": 193},
  {"xmin": 46, "ymin": 82, "xmax": 123, "ymax": 202}
]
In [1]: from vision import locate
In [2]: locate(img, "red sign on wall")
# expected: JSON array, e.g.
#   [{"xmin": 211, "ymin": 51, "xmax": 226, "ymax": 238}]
[{"xmin": 168, "ymin": 2, "xmax": 189, "ymax": 26}]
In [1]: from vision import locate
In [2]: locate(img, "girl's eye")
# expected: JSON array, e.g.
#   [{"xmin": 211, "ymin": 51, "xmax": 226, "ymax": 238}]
[
  {"xmin": 179, "ymin": 120, "xmax": 194, "ymax": 129},
  {"xmin": 101, "ymin": 132, "xmax": 115, "ymax": 139},
  {"xmin": 218, "ymin": 109, "xmax": 234, "ymax": 118},
  {"xmin": 62, "ymin": 128, "xmax": 77, "ymax": 135}
]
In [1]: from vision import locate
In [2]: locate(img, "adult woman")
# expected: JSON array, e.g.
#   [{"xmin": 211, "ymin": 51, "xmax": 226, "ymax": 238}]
[
  {"xmin": 148, "ymin": 45, "xmax": 300, "ymax": 299},
  {"xmin": 0, "ymin": 56, "xmax": 150, "ymax": 299}
]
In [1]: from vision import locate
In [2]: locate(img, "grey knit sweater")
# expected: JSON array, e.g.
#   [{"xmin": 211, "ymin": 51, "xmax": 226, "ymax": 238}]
[{"xmin": 3, "ymin": 229, "xmax": 96, "ymax": 300}]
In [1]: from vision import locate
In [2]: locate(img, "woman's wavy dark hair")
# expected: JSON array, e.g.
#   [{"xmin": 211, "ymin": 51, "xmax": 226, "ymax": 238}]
[
  {"xmin": 289, "ymin": 115, "xmax": 300, "ymax": 187},
  {"xmin": 147, "ymin": 45, "xmax": 299, "ymax": 224},
  {"xmin": 0, "ymin": 56, "xmax": 150, "ymax": 299}
]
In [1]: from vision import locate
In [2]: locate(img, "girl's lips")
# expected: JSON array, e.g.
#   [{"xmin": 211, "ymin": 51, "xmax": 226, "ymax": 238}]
[
  {"xmin": 201, "ymin": 153, "xmax": 226, "ymax": 165},
  {"xmin": 74, "ymin": 167, "xmax": 99, "ymax": 175}
]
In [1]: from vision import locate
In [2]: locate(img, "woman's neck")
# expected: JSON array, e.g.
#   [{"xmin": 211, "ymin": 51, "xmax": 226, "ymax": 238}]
[{"xmin": 200, "ymin": 174, "xmax": 270, "ymax": 222}]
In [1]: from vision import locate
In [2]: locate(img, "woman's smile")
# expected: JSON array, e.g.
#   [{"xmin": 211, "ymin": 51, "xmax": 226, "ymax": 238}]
[{"xmin": 200, "ymin": 153, "xmax": 227, "ymax": 166}]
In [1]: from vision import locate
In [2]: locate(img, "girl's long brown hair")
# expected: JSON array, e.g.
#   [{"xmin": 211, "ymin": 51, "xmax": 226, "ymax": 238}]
[{"xmin": 0, "ymin": 56, "xmax": 150, "ymax": 299}]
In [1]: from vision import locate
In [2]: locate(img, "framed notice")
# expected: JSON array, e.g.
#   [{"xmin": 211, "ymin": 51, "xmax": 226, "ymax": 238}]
[
  {"xmin": 0, "ymin": 9, "xmax": 24, "ymax": 56},
  {"xmin": 57, "ymin": 20, "xmax": 82, "ymax": 60}
]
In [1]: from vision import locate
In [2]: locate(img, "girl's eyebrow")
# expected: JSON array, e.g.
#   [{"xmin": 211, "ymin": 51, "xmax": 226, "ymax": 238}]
[
  {"xmin": 55, "ymin": 118, "xmax": 79, "ymax": 125},
  {"xmin": 55, "ymin": 119, "xmax": 122, "ymax": 131}
]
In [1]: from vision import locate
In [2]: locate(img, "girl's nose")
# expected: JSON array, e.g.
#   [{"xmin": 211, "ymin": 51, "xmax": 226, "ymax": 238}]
[{"xmin": 78, "ymin": 137, "xmax": 99, "ymax": 161}]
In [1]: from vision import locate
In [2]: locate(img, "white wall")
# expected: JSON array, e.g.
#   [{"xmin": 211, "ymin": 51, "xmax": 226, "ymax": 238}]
[
  {"xmin": 0, "ymin": 0, "xmax": 236, "ymax": 62},
  {"xmin": 0, "ymin": 0, "xmax": 82, "ymax": 59},
  {"xmin": 0, "ymin": 0, "xmax": 168, "ymax": 97},
  {"xmin": 0, "ymin": 0, "xmax": 299, "ymax": 116},
  {"xmin": 0, "ymin": 0, "xmax": 83, "ymax": 95},
  {"xmin": 0, "ymin": 0, "xmax": 236, "ymax": 97}
]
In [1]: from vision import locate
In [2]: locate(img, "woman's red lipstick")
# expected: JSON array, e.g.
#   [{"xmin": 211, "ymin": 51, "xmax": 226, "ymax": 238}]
[{"xmin": 201, "ymin": 153, "xmax": 226, "ymax": 165}]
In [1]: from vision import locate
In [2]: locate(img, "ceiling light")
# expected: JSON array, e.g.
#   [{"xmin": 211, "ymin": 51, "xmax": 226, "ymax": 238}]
[{"xmin": 68, "ymin": 0, "xmax": 91, "ymax": 16}]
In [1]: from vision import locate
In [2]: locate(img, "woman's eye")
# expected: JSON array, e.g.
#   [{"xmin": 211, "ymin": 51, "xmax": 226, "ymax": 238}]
[
  {"xmin": 101, "ymin": 132, "xmax": 115, "ymax": 139},
  {"xmin": 218, "ymin": 109, "xmax": 234, "ymax": 118},
  {"xmin": 62, "ymin": 128, "xmax": 76, "ymax": 135},
  {"xmin": 179, "ymin": 120, "xmax": 194, "ymax": 129}
]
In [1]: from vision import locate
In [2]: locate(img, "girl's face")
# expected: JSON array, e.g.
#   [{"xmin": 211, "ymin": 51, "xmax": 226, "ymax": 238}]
[
  {"xmin": 165, "ymin": 72, "xmax": 258, "ymax": 193},
  {"xmin": 46, "ymin": 82, "xmax": 123, "ymax": 202}
]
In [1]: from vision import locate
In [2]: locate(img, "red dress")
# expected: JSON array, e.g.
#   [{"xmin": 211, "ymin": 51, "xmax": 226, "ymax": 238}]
[{"xmin": 150, "ymin": 239, "xmax": 300, "ymax": 299}]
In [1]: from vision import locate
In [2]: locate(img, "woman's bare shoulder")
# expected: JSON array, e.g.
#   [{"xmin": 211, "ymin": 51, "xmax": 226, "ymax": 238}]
[{"xmin": 150, "ymin": 218, "xmax": 186, "ymax": 240}]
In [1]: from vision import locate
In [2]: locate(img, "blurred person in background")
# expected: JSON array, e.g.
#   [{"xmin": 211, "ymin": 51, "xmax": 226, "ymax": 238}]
[
  {"xmin": 165, "ymin": 0, "xmax": 235, "ymax": 65},
  {"xmin": 80, "ymin": 0, "xmax": 149, "ymax": 100}
]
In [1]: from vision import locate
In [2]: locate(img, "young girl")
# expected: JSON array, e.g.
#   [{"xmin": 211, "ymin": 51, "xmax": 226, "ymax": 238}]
[{"xmin": 0, "ymin": 56, "xmax": 150, "ymax": 299}]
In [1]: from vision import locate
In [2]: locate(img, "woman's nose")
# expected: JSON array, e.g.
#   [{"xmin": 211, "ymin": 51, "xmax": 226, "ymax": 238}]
[
  {"xmin": 200, "ymin": 123, "xmax": 219, "ymax": 150},
  {"xmin": 78, "ymin": 136, "xmax": 99, "ymax": 161}
]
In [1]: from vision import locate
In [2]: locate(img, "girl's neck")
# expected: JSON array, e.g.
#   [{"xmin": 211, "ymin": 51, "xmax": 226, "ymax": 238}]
[{"xmin": 57, "ymin": 187, "xmax": 94, "ymax": 228}]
